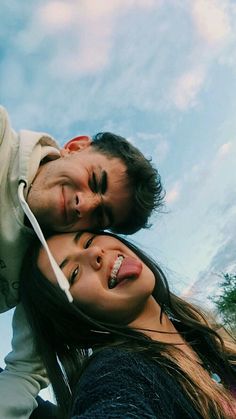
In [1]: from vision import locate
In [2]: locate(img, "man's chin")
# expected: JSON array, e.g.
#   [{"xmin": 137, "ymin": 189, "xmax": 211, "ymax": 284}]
[
  {"xmin": 40, "ymin": 224, "xmax": 73, "ymax": 234},
  {"xmin": 42, "ymin": 222, "xmax": 81, "ymax": 234},
  {"xmin": 36, "ymin": 218, "xmax": 67, "ymax": 234}
]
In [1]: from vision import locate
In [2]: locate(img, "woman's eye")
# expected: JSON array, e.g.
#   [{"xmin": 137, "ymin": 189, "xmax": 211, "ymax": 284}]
[
  {"xmin": 84, "ymin": 235, "xmax": 96, "ymax": 249},
  {"xmin": 70, "ymin": 267, "xmax": 79, "ymax": 285}
]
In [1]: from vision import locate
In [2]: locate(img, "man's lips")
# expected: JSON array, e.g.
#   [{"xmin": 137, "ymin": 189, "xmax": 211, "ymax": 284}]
[{"xmin": 61, "ymin": 187, "xmax": 82, "ymax": 227}]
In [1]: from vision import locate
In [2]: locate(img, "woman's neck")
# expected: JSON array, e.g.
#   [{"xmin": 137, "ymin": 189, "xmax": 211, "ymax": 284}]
[
  {"xmin": 129, "ymin": 297, "xmax": 178, "ymax": 342},
  {"xmin": 129, "ymin": 297, "xmax": 201, "ymax": 362}
]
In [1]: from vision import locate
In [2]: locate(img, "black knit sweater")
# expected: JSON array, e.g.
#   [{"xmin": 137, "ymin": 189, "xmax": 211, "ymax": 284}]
[{"xmin": 71, "ymin": 348, "xmax": 203, "ymax": 418}]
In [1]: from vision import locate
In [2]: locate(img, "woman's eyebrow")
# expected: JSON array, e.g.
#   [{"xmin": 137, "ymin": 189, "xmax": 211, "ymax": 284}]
[
  {"xmin": 59, "ymin": 258, "xmax": 69, "ymax": 270},
  {"xmin": 59, "ymin": 232, "xmax": 83, "ymax": 269}
]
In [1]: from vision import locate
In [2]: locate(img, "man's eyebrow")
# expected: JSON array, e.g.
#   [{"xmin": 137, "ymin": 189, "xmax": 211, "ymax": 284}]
[{"xmin": 59, "ymin": 231, "xmax": 83, "ymax": 269}]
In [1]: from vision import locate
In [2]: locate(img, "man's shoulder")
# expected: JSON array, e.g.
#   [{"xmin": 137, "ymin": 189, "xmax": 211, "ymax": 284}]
[
  {"xmin": 0, "ymin": 105, "xmax": 8, "ymax": 118},
  {"xmin": 0, "ymin": 106, "xmax": 9, "ymax": 143}
]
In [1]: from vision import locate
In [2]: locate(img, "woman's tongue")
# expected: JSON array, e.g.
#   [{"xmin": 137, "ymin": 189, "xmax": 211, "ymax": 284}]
[{"xmin": 116, "ymin": 257, "xmax": 142, "ymax": 283}]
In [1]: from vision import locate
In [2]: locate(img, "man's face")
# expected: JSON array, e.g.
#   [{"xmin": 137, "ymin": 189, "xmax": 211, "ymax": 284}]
[{"xmin": 27, "ymin": 145, "xmax": 131, "ymax": 232}]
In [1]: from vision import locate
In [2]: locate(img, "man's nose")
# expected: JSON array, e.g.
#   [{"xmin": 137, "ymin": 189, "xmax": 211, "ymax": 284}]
[{"xmin": 75, "ymin": 192, "xmax": 101, "ymax": 216}]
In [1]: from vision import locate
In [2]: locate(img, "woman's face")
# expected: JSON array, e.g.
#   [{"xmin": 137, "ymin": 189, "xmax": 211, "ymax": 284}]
[{"xmin": 37, "ymin": 232, "xmax": 155, "ymax": 324}]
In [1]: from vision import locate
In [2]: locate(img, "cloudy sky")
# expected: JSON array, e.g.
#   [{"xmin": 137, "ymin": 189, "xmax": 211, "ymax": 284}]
[{"xmin": 0, "ymin": 0, "xmax": 236, "ymax": 398}]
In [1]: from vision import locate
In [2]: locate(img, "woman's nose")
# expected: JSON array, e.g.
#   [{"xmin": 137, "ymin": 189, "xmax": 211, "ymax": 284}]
[{"xmin": 83, "ymin": 246, "xmax": 103, "ymax": 270}]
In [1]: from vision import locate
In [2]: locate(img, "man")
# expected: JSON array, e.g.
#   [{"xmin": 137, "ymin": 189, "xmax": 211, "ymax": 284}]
[{"xmin": 0, "ymin": 106, "xmax": 163, "ymax": 418}]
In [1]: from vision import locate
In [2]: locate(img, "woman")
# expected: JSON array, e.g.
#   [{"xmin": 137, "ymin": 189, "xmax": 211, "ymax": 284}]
[{"xmin": 20, "ymin": 231, "xmax": 236, "ymax": 419}]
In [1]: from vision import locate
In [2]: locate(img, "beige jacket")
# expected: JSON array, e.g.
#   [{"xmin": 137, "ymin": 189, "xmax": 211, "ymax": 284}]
[{"xmin": 0, "ymin": 106, "xmax": 60, "ymax": 418}]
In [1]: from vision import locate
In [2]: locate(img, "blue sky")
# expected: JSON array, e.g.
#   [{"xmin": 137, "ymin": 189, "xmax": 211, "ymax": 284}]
[{"xmin": 0, "ymin": 0, "xmax": 236, "ymax": 398}]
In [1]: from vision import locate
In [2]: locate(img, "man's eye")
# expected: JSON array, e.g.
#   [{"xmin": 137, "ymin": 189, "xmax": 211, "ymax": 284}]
[
  {"xmin": 70, "ymin": 267, "xmax": 79, "ymax": 285},
  {"xmin": 84, "ymin": 235, "xmax": 96, "ymax": 249},
  {"xmin": 90, "ymin": 172, "xmax": 98, "ymax": 193}
]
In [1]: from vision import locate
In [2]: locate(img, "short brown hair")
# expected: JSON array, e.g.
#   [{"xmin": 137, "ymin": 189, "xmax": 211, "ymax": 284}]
[{"xmin": 92, "ymin": 132, "xmax": 164, "ymax": 234}]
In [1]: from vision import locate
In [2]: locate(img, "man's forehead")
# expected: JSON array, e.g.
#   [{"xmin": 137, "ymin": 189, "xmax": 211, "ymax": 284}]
[
  {"xmin": 88, "ymin": 150, "xmax": 128, "ymax": 175},
  {"xmin": 87, "ymin": 147, "xmax": 123, "ymax": 163}
]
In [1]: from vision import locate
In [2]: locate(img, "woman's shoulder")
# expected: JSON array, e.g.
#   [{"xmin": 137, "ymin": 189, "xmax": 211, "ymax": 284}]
[
  {"xmin": 84, "ymin": 347, "xmax": 161, "ymax": 377},
  {"xmin": 78, "ymin": 347, "xmax": 149, "ymax": 385},
  {"xmin": 72, "ymin": 347, "xmax": 201, "ymax": 418},
  {"xmin": 77, "ymin": 347, "xmax": 184, "ymax": 402}
]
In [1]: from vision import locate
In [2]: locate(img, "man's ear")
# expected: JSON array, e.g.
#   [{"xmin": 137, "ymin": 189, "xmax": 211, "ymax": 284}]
[{"xmin": 61, "ymin": 135, "xmax": 92, "ymax": 156}]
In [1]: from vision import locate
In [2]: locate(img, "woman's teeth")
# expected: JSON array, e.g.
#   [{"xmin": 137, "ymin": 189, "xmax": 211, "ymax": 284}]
[
  {"xmin": 108, "ymin": 277, "xmax": 117, "ymax": 289},
  {"xmin": 111, "ymin": 255, "xmax": 124, "ymax": 278},
  {"xmin": 108, "ymin": 255, "xmax": 124, "ymax": 289}
]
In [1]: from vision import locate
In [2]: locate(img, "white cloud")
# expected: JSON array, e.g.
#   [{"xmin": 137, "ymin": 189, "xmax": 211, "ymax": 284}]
[
  {"xmin": 184, "ymin": 212, "xmax": 236, "ymax": 304},
  {"xmin": 171, "ymin": 66, "xmax": 205, "ymax": 110},
  {"xmin": 83, "ymin": 0, "xmax": 158, "ymax": 18},
  {"xmin": 39, "ymin": 1, "xmax": 74, "ymax": 30},
  {"xmin": 5, "ymin": 0, "xmax": 236, "ymax": 119},
  {"xmin": 165, "ymin": 181, "xmax": 181, "ymax": 204},
  {"xmin": 36, "ymin": 1, "xmax": 115, "ymax": 75},
  {"xmin": 38, "ymin": 0, "xmax": 158, "ymax": 27},
  {"xmin": 60, "ymin": 23, "xmax": 112, "ymax": 75},
  {"xmin": 35, "ymin": 0, "xmax": 159, "ymax": 76},
  {"xmin": 135, "ymin": 133, "xmax": 170, "ymax": 162},
  {"xmin": 168, "ymin": 0, "xmax": 234, "ymax": 112},
  {"xmin": 180, "ymin": 139, "xmax": 236, "ymax": 197},
  {"xmin": 82, "ymin": 0, "xmax": 157, "ymax": 17},
  {"xmin": 154, "ymin": 139, "xmax": 169, "ymax": 163},
  {"xmin": 191, "ymin": 0, "xmax": 231, "ymax": 45},
  {"xmin": 216, "ymin": 141, "xmax": 233, "ymax": 158}
]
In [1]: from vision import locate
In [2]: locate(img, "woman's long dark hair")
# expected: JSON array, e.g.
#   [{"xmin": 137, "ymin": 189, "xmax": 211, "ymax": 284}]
[{"xmin": 20, "ymin": 232, "xmax": 236, "ymax": 419}]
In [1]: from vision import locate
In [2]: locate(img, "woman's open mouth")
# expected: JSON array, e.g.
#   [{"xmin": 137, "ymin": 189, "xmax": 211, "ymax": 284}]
[
  {"xmin": 108, "ymin": 255, "xmax": 124, "ymax": 289},
  {"xmin": 108, "ymin": 255, "xmax": 142, "ymax": 289}
]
